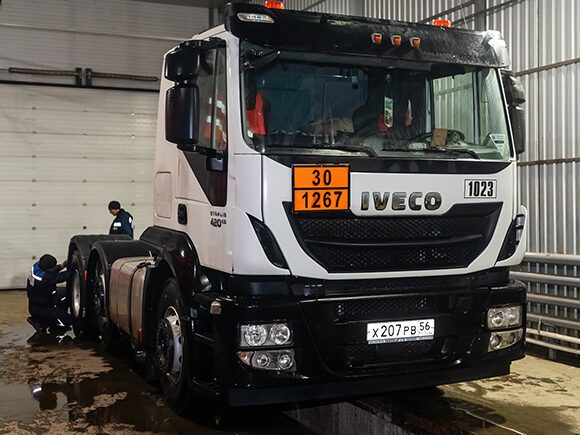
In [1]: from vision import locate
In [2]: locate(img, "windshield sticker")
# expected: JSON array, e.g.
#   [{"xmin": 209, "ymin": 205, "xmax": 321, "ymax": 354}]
[
  {"xmin": 489, "ymin": 133, "xmax": 507, "ymax": 155},
  {"xmin": 432, "ymin": 128, "xmax": 448, "ymax": 147}
]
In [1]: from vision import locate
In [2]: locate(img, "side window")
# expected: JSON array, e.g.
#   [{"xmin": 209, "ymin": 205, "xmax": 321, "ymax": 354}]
[{"xmin": 197, "ymin": 47, "xmax": 227, "ymax": 151}]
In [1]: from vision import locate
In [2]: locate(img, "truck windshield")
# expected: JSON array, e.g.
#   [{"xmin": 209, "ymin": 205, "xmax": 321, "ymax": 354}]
[{"xmin": 242, "ymin": 58, "xmax": 511, "ymax": 160}]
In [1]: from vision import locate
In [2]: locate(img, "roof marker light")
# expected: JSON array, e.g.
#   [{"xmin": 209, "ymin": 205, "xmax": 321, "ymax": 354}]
[
  {"xmin": 265, "ymin": 1, "xmax": 285, "ymax": 9},
  {"xmin": 371, "ymin": 32, "xmax": 383, "ymax": 45},
  {"xmin": 433, "ymin": 19, "xmax": 452, "ymax": 27},
  {"xmin": 410, "ymin": 37, "xmax": 421, "ymax": 48},
  {"xmin": 390, "ymin": 35, "xmax": 402, "ymax": 46}
]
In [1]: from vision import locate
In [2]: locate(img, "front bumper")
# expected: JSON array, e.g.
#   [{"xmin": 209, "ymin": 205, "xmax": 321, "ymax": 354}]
[{"xmin": 205, "ymin": 273, "xmax": 526, "ymax": 406}]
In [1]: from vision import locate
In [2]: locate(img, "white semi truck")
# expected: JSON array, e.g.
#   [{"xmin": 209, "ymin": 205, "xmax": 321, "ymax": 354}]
[{"xmin": 66, "ymin": 2, "xmax": 528, "ymax": 410}]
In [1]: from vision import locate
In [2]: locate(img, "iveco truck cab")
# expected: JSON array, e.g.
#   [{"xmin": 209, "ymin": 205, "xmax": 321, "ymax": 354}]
[{"xmin": 67, "ymin": 2, "xmax": 528, "ymax": 409}]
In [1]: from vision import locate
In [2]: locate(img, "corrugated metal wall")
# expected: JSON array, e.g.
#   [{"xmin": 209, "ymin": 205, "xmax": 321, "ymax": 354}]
[
  {"xmin": 0, "ymin": 0, "xmax": 208, "ymax": 288},
  {"xmin": 251, "ymin": 0, "xmax": 356, "ymax": 15}
]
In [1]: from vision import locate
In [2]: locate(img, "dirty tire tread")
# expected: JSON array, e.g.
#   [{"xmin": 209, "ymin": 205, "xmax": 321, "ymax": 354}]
[{"xmin": 68, "ymin": 251, "xmax": 98, "ymax": 339}]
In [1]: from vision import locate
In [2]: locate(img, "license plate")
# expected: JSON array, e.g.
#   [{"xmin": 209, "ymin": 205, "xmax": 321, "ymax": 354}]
[
  {"xmin": 366, "ymin": 319, "xmax": 435, "ymax": 344},
  {"xmin": 293, "ymin": 165, "xmax": 350, "ymax": 212}
]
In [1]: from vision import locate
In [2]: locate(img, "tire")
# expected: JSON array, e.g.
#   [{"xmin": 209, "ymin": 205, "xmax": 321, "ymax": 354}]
[
  {"xmin": 90, "ymin": 255, "xmax": 126, "ymax": 355},
  {"xmin": 67, "ymin": 251, "xmax": 98, "ymax": 339},
  {"xmin": 155, "ymin": 279, "xmax": 197, "ymax": 415}
]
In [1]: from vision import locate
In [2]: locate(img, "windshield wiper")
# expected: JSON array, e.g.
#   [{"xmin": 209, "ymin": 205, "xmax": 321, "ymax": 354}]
[
  {"xmin": 422, "ymin": 146, "xmax": 480, "ymax": 160},
  {"xmin": 319, "ymin": 143, "xmax": 378, "ymax": 157},
  {"xmin": 264, "ymin": 143, "xmax": 378, "ymax": 157}
]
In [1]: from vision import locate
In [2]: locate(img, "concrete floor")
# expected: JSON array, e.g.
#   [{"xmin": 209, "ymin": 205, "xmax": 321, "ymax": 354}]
[
  {"xmin": 0, "ymin": 291, "xmax": 312, "ymax": 434},
  {"xmin": 2, "ymin": 290, "xmax": 579, "ymax": 435}
]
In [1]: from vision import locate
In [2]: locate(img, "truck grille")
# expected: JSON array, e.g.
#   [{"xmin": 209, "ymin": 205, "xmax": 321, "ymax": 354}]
[
  {"xmin": 286, "ymin": 203, "xmax": 502, "ymax": 273},
  {"xmin": 336, "ymin": 296, "xmax": 438, "ymax": 321}
]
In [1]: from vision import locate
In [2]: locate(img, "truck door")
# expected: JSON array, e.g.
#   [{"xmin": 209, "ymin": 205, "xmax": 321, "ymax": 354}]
[{"xmin": 167, "ymin": 42, "xmax": 231, "ymax": 272}]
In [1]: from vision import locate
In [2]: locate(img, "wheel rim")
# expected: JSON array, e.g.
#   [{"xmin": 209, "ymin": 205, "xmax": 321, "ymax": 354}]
[
  {"xmin": 94, "ymin": 262, "xmax": 106, "ymax": 315},
  {"xmin": 156, "ymin": 306, "xmax": 183, "ymax": 385},
  {"xmin": 72, "ymin": 270, "xmax": 82, "ymax": 318}
]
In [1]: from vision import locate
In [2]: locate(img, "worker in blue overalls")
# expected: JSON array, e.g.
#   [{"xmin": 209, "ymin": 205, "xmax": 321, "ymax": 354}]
[
  {"xmin": 108, "ymin": 200, "xmax": 134, "ymax": 239},
  {"xmin": 27, "ymin": 254, "xmax": 72, "ymax": 333}
]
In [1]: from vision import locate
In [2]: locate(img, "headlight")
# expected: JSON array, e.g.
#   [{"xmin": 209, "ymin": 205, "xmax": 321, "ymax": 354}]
[
  {"xmin": 270, "ymin": 324, "xmax": 291, "ymax": 345},
  {"xmin": 487, "ymin": 306, "xmax": 522, "ymax": 330},
  {"xmin": 239, "ymin": 322, "xmax": 293, "ymax": 348},
  {"xmin": 242, "ymin": 325, "xmax": 268, "ymax": 347}
]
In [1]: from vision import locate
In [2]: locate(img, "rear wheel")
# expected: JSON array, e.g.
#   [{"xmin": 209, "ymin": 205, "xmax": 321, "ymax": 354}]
[
  {"xmin": 91, "ymin": 256, "xmax": 125, "ymax": 354},
  {"xmin": 155, "ymin": 279, "xmax": 197, "ymax": 414},
  {"xmin": 67, "ymin": 251, "xmax": 97, "ymax": 339}
]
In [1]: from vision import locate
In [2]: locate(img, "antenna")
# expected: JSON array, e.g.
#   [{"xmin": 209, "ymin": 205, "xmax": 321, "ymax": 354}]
[{"xmin": 458, "ymin": 0, "xmax": 468, "ymax": 27}]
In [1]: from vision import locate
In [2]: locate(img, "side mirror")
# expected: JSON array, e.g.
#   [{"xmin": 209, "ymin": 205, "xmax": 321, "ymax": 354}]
[
  {"xmin": 165, "ymin": 41, "xmax": 201, "ymax": 146},
  {"xmin": 166, "ymin": 85, "xmax": 199, "ymax": 145},
  {"xmin": 501, "ymin": 70, "xmax": 526, "ymax": 155}
]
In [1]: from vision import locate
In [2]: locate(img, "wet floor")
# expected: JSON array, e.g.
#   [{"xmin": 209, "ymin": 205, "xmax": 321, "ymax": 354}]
[
  {"xmin": 3, "ymin": 290, "xmax": 580, "ymax": 435},
  {"xmin": 0, "ymin": 291, "xmax": 313, "ymax": 434},
  {"xmin": 289, "ymin": 352, "xmax": 580, "ymax": 435}
]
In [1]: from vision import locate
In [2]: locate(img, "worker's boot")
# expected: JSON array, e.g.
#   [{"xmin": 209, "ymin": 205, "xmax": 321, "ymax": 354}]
[{"xmin": 27, "ymin": 317, "xmax": 46, "ymax": 333}]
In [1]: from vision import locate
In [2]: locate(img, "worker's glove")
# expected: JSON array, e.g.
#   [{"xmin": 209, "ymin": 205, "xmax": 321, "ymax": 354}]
[{"xmin": 60, "ymin": 259, "xmax": 68, "ymax": 269}]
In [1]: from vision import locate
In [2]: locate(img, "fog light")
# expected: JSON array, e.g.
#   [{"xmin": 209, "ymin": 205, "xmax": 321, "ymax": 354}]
[
  {"xmin": 487, "ymin": 306, "xmax": 522, "ymax": 330},
  {"xmin": 270, "ymin": 324, "xmax": 291, "ymax": 346},
  {"xmin": 240, "ymin": 350, "xmax": 296, "ymax": 371},
  {"xmin": 255, "ymin": 352, "xmax": 271, "ymax": 368},
  {"xmin": 489, "ymin": 334, "xmax": 502, "ymax": 350},
  {"xmin": 488, "ymin": 328, "xmax": 523, "ymax": 352},
  {"xmin": 277, "ymin": 352, "xmax": 294, "ymax": 370}
]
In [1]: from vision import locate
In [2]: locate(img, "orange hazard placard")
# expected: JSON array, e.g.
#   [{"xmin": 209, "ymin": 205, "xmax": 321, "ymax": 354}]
[{"xmin": 292, "ymin": 165, "xmax": 350, "ymax": 212}]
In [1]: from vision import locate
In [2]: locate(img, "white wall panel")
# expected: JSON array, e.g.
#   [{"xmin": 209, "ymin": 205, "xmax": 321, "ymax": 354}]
[
  {"xmin": 0, "ymin": 0, "xmax": 209, "ymax": 87},
  {"xmin": 0, "ymin": 0, "xmax": 206, "ymax": 39},
  {"xmin": 0, "ymin": 84, "xmax": 156, "ymax": 288}
]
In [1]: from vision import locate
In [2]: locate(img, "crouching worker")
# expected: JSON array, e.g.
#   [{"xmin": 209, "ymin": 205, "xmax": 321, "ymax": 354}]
[{"xmin": 26, "ymin": 254, "xmax": 72, "ymax": 333}]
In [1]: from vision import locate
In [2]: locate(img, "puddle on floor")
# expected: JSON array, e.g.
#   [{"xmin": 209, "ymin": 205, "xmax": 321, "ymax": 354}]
[{"xmin": 0, "ymin": 292, "xmax": 312, "ymax": 434}]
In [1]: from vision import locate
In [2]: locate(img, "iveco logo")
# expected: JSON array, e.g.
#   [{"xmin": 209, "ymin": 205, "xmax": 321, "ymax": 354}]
[{"xmin": 361, "ymin": 192, "xmax": 442, "ymax": 211}]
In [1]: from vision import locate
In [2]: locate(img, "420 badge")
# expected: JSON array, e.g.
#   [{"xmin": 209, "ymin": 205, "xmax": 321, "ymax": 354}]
[
  {"xmin": 210, "ymin": 211, "xmax": 226, "ymax": 228},
  {"xmin": 293, "ymin": 165, "xmax": 350, "ymax": 212}
]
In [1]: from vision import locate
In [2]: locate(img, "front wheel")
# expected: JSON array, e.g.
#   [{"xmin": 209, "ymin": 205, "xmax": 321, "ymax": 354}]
[{"xmin": 155, "ymin": 279, "xmax": 197, "ymax": 415}]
